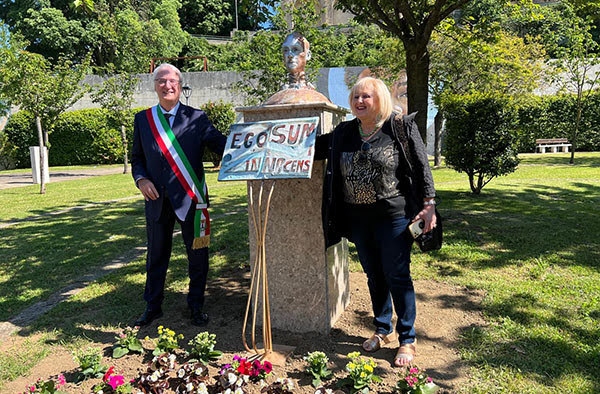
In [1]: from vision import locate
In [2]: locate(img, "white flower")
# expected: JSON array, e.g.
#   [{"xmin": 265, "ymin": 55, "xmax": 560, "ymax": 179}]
[
  {"xmin": 227, "ymin": 372, "xmax": 237, "ymax": 385},
  {"xmin": 150, "ymin": 371, "xmax": 160, "ymax": 382},
  {"xmin": 178, "ymin": 368, "xmax": 186, "ymax": 378},
  {"xmin": 97, "ymin": 390, "xmax": 104, "ymax": 394},
  {"xmin": 186, "ymin": 382, "xmax": 194, "ymax": 391},
  {"xmin": 169, "ymin": 354, "xmax": 177, "ymax": 362},
  {"xmin": 234, "ymin": 388, "xmax": 244, "ymax": 394},
  {"xmin": 195, "ymin": 368, "xmax": 203, "ymax": 375},
  {"xmin": 197, "ymin": 383, "xmax": 209, "ymax": 394},
  {"xmin": 224, "ymin": 389, "xmax": 232, "ymax": 394},
  {"xmin": 260, "ymin": 379, "xmax": 268, "ymax": 388},
  {"xmin": 242, "ymin": 375, "xmax": 249, "ymax": 383}
]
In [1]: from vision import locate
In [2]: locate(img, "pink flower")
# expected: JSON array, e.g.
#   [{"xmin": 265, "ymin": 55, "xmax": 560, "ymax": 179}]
[
  {"xmin": 409, "ymin": 368, "xmax": 418, "ymax": 374},
  {"xmin": 427, "ymin": 377, "xmax": 433, "ymax": 383},
  {"xmin": 262, "ymin": 361, "xmax": 273, "ymax": 374},
  {"xmin": 408, "ymin": 380, "xmax": 414, "ymax": 387},
  {"xmin": 29, "ymin": 386, "xmax": 36, "ymax": 392},
  {"xmin": 412, "ymin": 377, "xmax": 419, "ymax": 384},
  {"xmin": 108, "ymin": 374, "xmax": 125, "ymax": 390},
  {"xmin": 405, "ymin": 377, "xmax": 412, "ymax": 382}
]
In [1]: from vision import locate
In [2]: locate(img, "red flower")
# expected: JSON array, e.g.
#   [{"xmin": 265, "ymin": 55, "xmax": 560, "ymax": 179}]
[
  {"xmin": 236, "ymin": 360, "xmax": 252, "ymax": 375},
  {"xmin": 103, "ymin": 366, "xmax": 115, "ymax": 382}
]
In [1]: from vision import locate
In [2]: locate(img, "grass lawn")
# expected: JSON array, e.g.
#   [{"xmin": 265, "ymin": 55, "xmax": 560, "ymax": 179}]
[{"xmin": 0, "ymin": 154, "xmax": 599, "ymax": 393}]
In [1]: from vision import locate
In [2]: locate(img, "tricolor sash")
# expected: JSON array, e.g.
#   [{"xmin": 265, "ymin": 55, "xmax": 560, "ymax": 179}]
[{"xmin": 146, "ymin": 106, "xmax": 210, "ymax": 249}]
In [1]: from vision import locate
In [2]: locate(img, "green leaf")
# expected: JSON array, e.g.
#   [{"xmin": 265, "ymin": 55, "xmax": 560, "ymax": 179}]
[
  {"xmin": 128, "ymin": 341, "xmax": 143, "ymax": 352},
  {"xmin": 113, "ymin": 346, "xmax": 129, "ymax": 358},
  {"xmin": 312, "ymin": 378, "xmax": 322, "ymax": 388},
  {"xmin": 208, "ymin": 350, "xmax": 223, "ymax": 359},
  {"xmin": 421, "ymin": 382, "xmax": 440, "ymax": 394},
  {"xmin": 372, "ymin": 375, "xmax": 382, "ymax": 383}
]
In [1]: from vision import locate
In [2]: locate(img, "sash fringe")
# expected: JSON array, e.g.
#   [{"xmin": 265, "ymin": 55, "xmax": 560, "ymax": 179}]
[{"xmin": 193, "ymin": 235, "xmax": 210, "ymax": 249}]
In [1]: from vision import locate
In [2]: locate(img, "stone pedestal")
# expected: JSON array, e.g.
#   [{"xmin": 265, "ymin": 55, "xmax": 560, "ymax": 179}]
[{"xmin": 238, "ymin": 102, "xmax": 349, "ymax": 334}]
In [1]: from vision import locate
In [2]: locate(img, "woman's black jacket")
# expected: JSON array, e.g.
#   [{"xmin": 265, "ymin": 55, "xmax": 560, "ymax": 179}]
[{"xmin": 315, "ymin": 112, "xmax": 436, "ymax": 248}]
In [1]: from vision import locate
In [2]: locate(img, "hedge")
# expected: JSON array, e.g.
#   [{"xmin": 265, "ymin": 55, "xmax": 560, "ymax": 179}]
[
  {"xmin": 440, "ymin": 91, "xmax": 600, "ymax": 153},
  {"xmin": 1, "ymin": 101, "xmax": 237, "ymax": 168},
  {"xmin": 514, "ymin": 93, "xmax": 600, "ymax": 152},
  {"xmin": 2, "ymin": 108, "xmax": 139, "ymax": 168}
]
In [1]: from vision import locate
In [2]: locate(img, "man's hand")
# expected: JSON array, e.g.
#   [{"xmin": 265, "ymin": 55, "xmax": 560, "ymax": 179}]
[
  {"xmin": 138, "ymin": 178, "xmax": 159, "ymax": 201},
  {"xmin": 412, "ymin": 204, "xmax": 436, "ymax": 234}
]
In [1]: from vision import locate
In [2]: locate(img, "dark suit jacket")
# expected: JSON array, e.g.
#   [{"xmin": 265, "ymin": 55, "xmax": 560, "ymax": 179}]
[{"xmin": 131, "ymin": 103, "xmax": 227, "ymax": 222}]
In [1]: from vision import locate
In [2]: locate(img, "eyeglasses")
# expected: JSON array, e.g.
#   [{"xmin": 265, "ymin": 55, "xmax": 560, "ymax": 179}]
[
  {"xmin": 359, "ymin": 141, "xmax": 371, "ymax": 159},
  {"xmin": 155, "ymin": 78, "xmax": 181, "ymax": 86}
]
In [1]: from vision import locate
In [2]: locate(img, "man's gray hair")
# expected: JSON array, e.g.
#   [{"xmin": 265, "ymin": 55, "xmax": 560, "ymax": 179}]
[{"xmin": 152, "ymin": 63, "xmax": 183, "ymax": 84}]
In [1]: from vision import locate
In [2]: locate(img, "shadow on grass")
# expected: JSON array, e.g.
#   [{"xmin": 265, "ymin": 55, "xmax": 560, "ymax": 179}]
[
  {"xmin": 429, "ymin": 182, "xmax": 600, "ymax": 391},
  {"xmin": 0, "ymin": 201, "xmax": 146, "ymax": 321}
]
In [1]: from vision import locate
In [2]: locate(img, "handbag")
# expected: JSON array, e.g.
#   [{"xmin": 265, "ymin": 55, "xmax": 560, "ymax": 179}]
[{"xmin": 414, "ymin": 207, "xmax": 443, "ymax": 252}]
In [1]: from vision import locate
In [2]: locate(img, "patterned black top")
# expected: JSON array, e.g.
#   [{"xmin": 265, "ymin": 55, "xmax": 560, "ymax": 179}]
[{"xmin": 337, "ymin": 125, "xmax": 406, "ymax": 218}]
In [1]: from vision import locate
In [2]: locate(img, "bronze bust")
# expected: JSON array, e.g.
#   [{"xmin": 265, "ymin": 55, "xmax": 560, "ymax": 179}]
[{"xmin": 282, "ymin": 32, "xmax": 315, "ymax": 90}]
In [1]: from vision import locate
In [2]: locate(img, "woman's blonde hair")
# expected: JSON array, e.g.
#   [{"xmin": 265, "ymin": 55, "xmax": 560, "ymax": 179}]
[{"xmin": 348, "ymin": 77, "xmax": 393, "ymax": 128}]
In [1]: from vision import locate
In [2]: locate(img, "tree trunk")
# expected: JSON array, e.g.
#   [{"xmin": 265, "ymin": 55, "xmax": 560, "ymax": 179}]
[
  {"xmin": 404, "ymin": 44, "xmax": 431, "ymax": 145},
  {"xmin": 121, "ymin": 124, "xmax": 129, "ymax": 174},
  {"xmin": 36, "ymin": 116, "xmax": 46, "ymax": 194},
  {"xmin": 570, "ymin": 99, "xmax": 582, "ymax": 165},
  {"xmin": 434, "ymin": 111, "xmax": 443, "ymax": 167}
]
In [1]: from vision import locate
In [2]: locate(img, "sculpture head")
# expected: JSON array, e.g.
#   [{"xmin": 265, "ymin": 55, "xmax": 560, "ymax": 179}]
[{"xmin": 282, "ymin": 32, "xmax": 312, "ymax": 88}]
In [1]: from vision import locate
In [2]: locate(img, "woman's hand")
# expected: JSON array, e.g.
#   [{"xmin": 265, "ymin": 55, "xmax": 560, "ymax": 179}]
[{"xmin": 413, "ymin": 204, "xmax": 436, "ymax": 234}]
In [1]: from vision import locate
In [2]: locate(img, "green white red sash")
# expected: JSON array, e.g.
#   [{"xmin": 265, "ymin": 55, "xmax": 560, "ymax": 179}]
[{"xmin": 145, "ymin": 105, "xmax": 210, "ymax": 249}]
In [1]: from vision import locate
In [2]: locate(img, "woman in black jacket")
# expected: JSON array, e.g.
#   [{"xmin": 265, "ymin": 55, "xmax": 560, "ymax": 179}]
[{"xmin": 315, "ymin": 77, "xmax": 436, "ymax": 367}]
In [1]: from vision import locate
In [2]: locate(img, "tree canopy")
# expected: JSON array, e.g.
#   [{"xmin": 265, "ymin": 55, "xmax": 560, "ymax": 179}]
[{"xmin": 335, "ymin": 0, "xmax": 472, "ymax": 142}]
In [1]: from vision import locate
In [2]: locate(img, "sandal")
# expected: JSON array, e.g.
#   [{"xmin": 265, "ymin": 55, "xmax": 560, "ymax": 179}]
[
  {"xmin": 362, "ymin": 332, "xmax": 394, "ymax": 352},
  {"xmin": 394, "ymin": 343, "xmax": 416, "ymax": 367}
]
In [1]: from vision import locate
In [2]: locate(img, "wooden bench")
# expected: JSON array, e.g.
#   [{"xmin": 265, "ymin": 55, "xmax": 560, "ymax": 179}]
[{"xmin": 535, "ymin": 138, "xmax": 572, "ymax": 153}]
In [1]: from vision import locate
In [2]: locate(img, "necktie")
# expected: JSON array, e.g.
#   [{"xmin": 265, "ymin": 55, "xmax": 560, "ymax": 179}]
[{"xmin": 164, "ymin": 113, "xmax": 173, "ymax": 125}]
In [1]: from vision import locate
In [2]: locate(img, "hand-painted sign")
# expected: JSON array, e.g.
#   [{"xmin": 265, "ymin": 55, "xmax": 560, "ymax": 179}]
[{"xmin": 218, "ymin": 117, "xmax": 319, "ymax": 181}]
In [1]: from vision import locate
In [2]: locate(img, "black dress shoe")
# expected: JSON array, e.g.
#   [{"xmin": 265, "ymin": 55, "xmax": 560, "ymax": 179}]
[
  {"xmin": 191, "ymin": 309, "xmax": 209, "ymax": 327},
  {"xmin": 133, "ymin": 309, "xmax": 163, "ymax": 327}
]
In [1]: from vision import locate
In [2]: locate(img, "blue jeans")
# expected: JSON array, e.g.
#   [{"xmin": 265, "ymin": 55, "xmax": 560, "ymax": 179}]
[{"xmin": 351, "ymin": 215, "xmax": 416, "ymax": 344}]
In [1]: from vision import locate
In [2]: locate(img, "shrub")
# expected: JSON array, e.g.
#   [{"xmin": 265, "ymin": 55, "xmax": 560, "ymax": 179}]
[
  {"xmin": 443, "ymin": 93, "xmax": 520, "ymax": 194},
  {"xmin": 0, "ymin": 130, "xmax": 17, "ymax": 170},
  {"xmin": 1, "ymin": 111, "xmax": 38, "ymax": 168},
  {"xmin": 200, "ymin": 101, "xmax": 236, "ymax": 167}
]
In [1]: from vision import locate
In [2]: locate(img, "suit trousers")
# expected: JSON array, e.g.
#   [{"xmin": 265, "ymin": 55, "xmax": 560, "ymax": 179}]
[{"xmin": 144, "ymin": 195, "xmax": 209, "ymax": 312}]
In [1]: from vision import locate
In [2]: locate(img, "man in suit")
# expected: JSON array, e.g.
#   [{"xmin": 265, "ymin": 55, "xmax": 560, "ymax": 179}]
[{"xmin": 131, "ymin": 63, "xmax": 227, "ymax": 327}]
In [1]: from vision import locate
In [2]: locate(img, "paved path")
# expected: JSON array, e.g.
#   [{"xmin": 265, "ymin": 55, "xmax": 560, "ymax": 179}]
[{"xmin": 0, "ymin": 167, "xmax": 124, "ymax": 190}]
